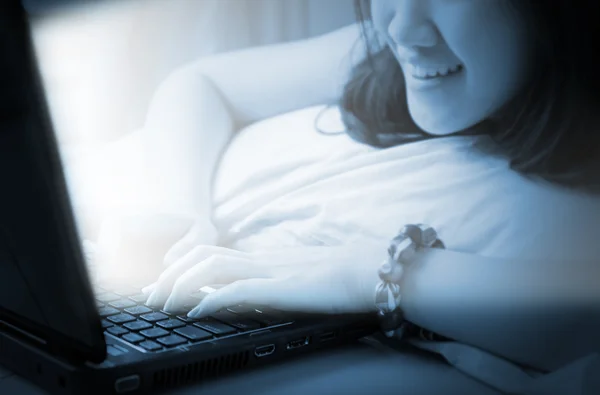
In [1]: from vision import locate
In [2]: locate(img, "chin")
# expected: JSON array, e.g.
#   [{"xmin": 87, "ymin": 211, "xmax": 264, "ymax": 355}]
[
  {"xmin": 410, "ymin": 107, "xmax": 485, "ymax": 136},
  {"xmin": 408, "ymin": 101, "xmax": 489, "ymax": 136},
  {"xmin": 412, "ymin": 117, "xmax": 464, "ymax": 136},
  {"xmin": 408, "ymin": 104, "xmax": 463, "ymax": 136}
]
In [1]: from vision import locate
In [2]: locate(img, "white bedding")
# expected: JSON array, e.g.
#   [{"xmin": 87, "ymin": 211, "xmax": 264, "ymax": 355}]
[
  {"xmin": 62, "ymin": 104, "xmax": 600, "ymax": 261},
  {"xmin": 214, "ymin": 105, "xmax": 600, "ymax": 262}
]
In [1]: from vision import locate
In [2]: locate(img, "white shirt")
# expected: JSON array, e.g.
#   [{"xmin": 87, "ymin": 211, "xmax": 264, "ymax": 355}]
[{"xmin": 214, "ymin": 105, "xmax": 600, "ymax": 262}]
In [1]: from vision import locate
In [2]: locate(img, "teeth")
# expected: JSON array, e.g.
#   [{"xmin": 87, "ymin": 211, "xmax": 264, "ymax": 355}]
[{"xmin": 407, "ymin": 64, "xmax": 463, "ymax": 79}]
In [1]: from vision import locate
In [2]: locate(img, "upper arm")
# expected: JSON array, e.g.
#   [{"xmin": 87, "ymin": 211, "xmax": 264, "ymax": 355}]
[{"xmin": 179, "ymin": 23, "xmax": 367, "ymax": 127}]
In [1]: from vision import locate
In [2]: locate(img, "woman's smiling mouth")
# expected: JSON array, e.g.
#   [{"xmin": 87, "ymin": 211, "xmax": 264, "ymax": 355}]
[
  {"xmin": 407, "ymin": 64, "xmax": 464, "ymax": 80},
  {"xmin": 403, "ymin": 63, "xmax": 465, "ymax": 91}
]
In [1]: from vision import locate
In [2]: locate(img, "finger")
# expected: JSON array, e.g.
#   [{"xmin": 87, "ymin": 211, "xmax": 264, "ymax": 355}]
[
  {"xmin": 163, "ymin": 232, "xmax": 196, "ymax": 267},
  {"xmin": 163, "ymin": 254, "xmax": 257, "ymax": 312},
  {"xmin": 187, "ymin": 278, "xmax": 283, "ymax": 318},
  {"xmin": 163, "ymin": 221, "xmax": 219, "ymax": 267},
  {"xmin": 147, "ymin": 246, "xmax": 247, "ymax": 307},
  {"xmin": 142, "ymin": 282, "xmax": 157, "ymax": 295}
]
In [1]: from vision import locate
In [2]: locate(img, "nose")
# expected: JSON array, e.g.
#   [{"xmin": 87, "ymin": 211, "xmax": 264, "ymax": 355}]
[{"xmin": 387, "ymin": 2, "xmax": 438, "ymax": 49}]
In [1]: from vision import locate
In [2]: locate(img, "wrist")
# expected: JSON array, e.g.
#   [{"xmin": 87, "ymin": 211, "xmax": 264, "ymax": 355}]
[{"xmin": 375, "ymin": 224, "xmax": 444, "ymax": 339}]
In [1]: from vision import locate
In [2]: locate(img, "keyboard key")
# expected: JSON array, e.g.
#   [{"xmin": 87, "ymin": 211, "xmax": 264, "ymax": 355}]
[
  {"xmin": 183, "ymin": 303, "xmax": 199, "ymax": 311},
  {"xmin": 211, "ymin": 311, "xmax": 261, "ymax": 331},
  {"xmin": 112, "ymin": 285, "xmax": 139, "ymax": 296},
  {"xmin": 122, "ymin": 333, "xmax": 145, "ymax": 344},
  {"xmin": 124, "ymin": 306, "xmax": 153, "ymax": 316},
  {"xmin": 101, "ymin": 319, "xmax": 114, "ymax": 329},
  {"xmin": 123, "ymin": 320, "xmax": 153, "ymax": 331},
  {"xmin": 254, "ymin": 314, "xmax": 288, "ymax": 327},
  {"xmin": 227, "ymin": 304, "xmax": 261, "ymax": 314},
  {"xmin": 98, "ymin": 307, "xmax": 120, "ymax": 318},
  {"xmin": 109, "ymin": 299, "xmax": 137, "ymax": 309},
  {"xmin": 94, "ymin": 287, "xmax": 107, "ymax": 295},
  {"xmin": 107, "ymin": 313, "xmax": 136, "ymax": 324},
  {"xmin": 140, "ymin": 328, "xmax": 169, "ymax": 339},
  {"xmin": 177, "ymin": 315, "xmax": 201, "ymax": 323},
  {"xmin": 156, "ymin": 334, "xmax": 188, "ymax": 347},
  {"xmin": 243, "ymin": 311, "xmax": 290, "ymax": 327},
  {"xmin": 140, "ymin": 312, "xmax": 169, "ymax": 323},
  {"xmin": 139, "ymin": 340, "xmax": 162, "ymax": 351},
  {"xmin": 129, "ymin": 294, "xmax": 148, "ymax": 304},
  {"xmin": 162, "ymin": 305, "xmax": 195, "ymax": 316},
  {"xmin": 96, "ymin": 301, "xmax": 105, "ymax": 308},
  {"xmin": 156, "ymin": 319, "xmax": 185, "ymax": 330},
  {"xmin": 92, "ymin": 287, "xmax": 109, "ymax": 298},
  {"xmin": 193, "ymin": 319, "xmax": 236, "ymax": 336},
  {"xmin": 174, "ymin": 326, "xmax": 212, "ymax": 342},
  {"xmin": 159, "ymin": 309, "xmax": 180, "ymax": 317},
  {"xmin": 254, "ymin": 306, "xmax": 283, "ymax": 315},
  {"xmin": 106, "ymin": 326, "xmax": 129, "ymax": 336},
  {"xmin": 96, "ymin": 293, "xmax": 120, "ymax": 303}
]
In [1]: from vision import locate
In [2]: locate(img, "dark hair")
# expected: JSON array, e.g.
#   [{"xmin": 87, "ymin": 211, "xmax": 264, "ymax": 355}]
[{"xmin": 338, "ymin": 0, "xmax": 600, "ymax": 190}]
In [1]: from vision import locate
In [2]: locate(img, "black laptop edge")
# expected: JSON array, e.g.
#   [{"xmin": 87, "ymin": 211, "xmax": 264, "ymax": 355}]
[{"xmin": 0, "ymin": 0, "xmax": 107, "ymax": 364}]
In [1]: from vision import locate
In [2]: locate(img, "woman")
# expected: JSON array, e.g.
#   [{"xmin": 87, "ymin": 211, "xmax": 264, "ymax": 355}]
[{"xmin": 97, "ymin": 0, "xmax": 600, "ymax": 393}]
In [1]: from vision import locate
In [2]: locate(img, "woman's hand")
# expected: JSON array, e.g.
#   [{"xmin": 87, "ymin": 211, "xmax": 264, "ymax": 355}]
[
  {"xmin": 89, "ymin": 213, "xmax": 217, "ymax": 286},
  {"xmin": 162, "ymin": 218, "xmax": 219, "ymax": 267},
  {"xmin": 144, "ymin": 241, "xmax": 388, "ymax": 318}
]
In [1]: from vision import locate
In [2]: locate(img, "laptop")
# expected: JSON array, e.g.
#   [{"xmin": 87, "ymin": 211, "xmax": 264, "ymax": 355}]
[{"xmin": 0, "ymin": 1, "xmax": 379, "ymax": 394}]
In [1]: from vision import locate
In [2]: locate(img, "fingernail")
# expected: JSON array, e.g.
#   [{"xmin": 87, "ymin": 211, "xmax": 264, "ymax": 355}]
[
  {"xmin": 163, "ymin": 298, "xmax": 177, "ymax": 313},
  {"xmin": 146, "ymin": 292, "xmax": 161, "ymax": 307},
  {"xmin": 187, "ymin": 305, "xmax": 205, "ymax": 318},
  {"xmin": 145, "ymin": 294, "xmax": 155, "ymax": 306}
]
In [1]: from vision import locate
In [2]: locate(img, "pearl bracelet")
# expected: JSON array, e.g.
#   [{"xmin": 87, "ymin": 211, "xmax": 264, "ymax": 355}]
[{"xmin": 375, "ymin": 224, "xmax": 444, "ymax": 338}]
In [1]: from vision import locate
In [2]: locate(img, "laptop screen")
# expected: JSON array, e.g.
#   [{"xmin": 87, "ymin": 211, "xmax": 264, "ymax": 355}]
[
  {"xmin": 0, "ymin": 0, "xmax": 115, "ymax": 361},
  {"xmin": 2, "ymin": 0, "xmax": 217, "ymax": 360}
]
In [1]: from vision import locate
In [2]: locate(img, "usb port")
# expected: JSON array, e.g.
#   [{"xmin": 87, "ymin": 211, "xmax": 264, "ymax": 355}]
[
  {"xmin": 319, "ymin": 331, "xmax": 337, "ymax": 342},
  {"xmin": 254, "ymin": 344, "xmax": 276, "ymax": 358},
  {"xmin": 286, "ymin": 336, "xmax": 310, "ymax": 350}
]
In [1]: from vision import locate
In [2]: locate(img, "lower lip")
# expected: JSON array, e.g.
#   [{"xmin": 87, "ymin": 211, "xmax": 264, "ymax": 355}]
[{"xmin": 406, "ymin": 69, "xmax": 463, "ymax": 91}]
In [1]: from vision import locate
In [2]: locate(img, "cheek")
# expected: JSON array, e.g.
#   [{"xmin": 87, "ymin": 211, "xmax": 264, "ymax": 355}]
[
  {"xmin": 451, "ymin": 10, "xmax": 534, "ymax": 87},
  {"xmin": 405, "ymin": 46, "xmax": 533, "ymax": 135},
  {"xmin": 466, "ymin": 42, "xmax": 533, "ymax": 115},
  {"xmin": 446, "ymin": 21, "xmax": 534, "ymax": 113}
]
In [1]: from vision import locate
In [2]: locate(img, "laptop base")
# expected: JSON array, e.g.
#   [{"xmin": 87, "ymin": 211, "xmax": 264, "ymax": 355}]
[{"xmin": 2, "ymin": 314, "xmax": 377, "ymax": 395}]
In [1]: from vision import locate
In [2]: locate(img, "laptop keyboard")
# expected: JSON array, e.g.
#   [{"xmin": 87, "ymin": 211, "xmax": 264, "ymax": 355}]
[{"xmin": 95, "ymin": 285, "xmax": 294, "ymax": 352}]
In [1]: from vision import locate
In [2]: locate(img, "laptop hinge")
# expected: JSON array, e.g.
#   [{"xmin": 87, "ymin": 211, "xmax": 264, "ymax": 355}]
[
  {"xmin": 0, "ymin": 319, "xmax": 47, "ymax": 347},
  {"xmin": 0, "ymin": 319, "xmax": 90, "ymax": 365}
]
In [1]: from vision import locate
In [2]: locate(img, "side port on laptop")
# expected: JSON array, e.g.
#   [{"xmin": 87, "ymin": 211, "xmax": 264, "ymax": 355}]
[
  {"xmin": 254, "ymin": 344, "xmax": 276, "ymax": 358},
  {"xmin": 286, "ymin": 336, "xmax": 310, "ymax": 350}
]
